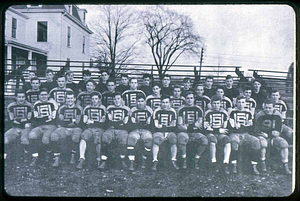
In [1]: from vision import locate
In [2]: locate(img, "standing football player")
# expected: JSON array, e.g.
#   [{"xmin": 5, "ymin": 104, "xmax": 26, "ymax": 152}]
[
  {"xmin": 122, "ymin": 78, "xmax": 146, "ymax": 108},
  {"xmin": 203, "ymin": 76, "xmax": 216, "ymax": 98},
  {"xmin": 66, "ymin": 70, "xmax": 78, "ymax": 95},
  {"xmin": 116, "ymin": 74, "xmax": 130, "ymax": 94},
  {"xmin": 223, "ymin": 75, "xmax": 239, "ymax": 103},
  {"xmin": 251, "ymin": 79, "xmax": 267, "ymax": 112},
  {"xmin": 243, "ymin": 85, "xmax": 257, "ymax": 115},
  {"xmin": 25, "ymin": 77, "xmax": 41, "ymax": 104},
  {"xmin": 49, "ymin": 74, "xmax": 73, "ymax": 107},
  {"xmin": 160, "ymin": 74, "xmax": 173, "ymax": 96},
  {"xmin": 102, "ymin": 79, "xmax": 117, "ymax": 107},
  {"xmin": 78, "ymin": 70, "xmax": 92, "ymax": 93},
  {"xmin": 181, "ymin": 77, "xmax": 192, "ymax": 97},
  {"xmin": 139, "ymin": 74, "xmax": 153, "ymax": 96},
  {"xmin": 170, "ymin": 85, "xmax": 185, "ymax": 112},
  {"xmin": 40, "ymin": 69, "xmax": 57, "ymax": 92},
  {"xmin": 97, "ymin": 70, "xmax": 110, "ymax": 93}
]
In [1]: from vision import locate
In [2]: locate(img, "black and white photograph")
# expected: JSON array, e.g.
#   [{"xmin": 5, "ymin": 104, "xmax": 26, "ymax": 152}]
[{"xmin": 2, "ymin": 4, "xmax": 296, "ymax": 197}]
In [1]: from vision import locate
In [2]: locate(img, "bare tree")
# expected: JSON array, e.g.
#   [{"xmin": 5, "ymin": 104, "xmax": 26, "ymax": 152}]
[
  {"xmin": 141, "ymin": 6, "xmax": 203, "ymax": 79},
  {"xmin": 90, "ymin": 5, "xmax": 138, "ymax": 77}
]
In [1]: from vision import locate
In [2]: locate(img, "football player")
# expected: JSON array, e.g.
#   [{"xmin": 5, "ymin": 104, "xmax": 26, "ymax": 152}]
[
  {"xmin": 146, "ymin": 82, "xmax": 162, "ymax": 111},
  {"xmin": 139, "ymin": 73, "xmax": 153, "ymax": 96},
  {"xmin": 40, "ymin": 68, "xmax": 57, "ymax": 92},
  {"xmin": 122, "ymin": 78, "xmax": 146, "ymax": 108},
  {"xmin": 78, "ymin": 70, "xmax": 92, "ymax": 93},
  {"xmin": 251, "ymin": 79, "xmax": 267, "ymax": 112},
  {"xmin": 152, "ymin": 95, "xmax": 179, "ymax": 171},
  {"xmin": 228, "ymin": 95, "xmax": 261, "ymax": 175},
  {"xmin": 194, "ymin": 84, "xmax": 211, "ymax": 112},
  {"xmin": 49, "ymin": 74, "xmax": 73, "ymax": 107},
  {"xmin": 28, "ymin": 88, "xmax": 58, "ymax": 166},
  {"xmin": 50, "ymin": 91, "xmax": 83, "ymax": 167},
  {"xmin": 102, "ymin": 79, "xmax": 117, "ymax": 107},
  {"xmin": 177, "ymin": 91, "xmax": 207, "ymax": 169},
  {"xmin": 116, "ymin": 74, "xmax": 130, "ymax": 93},
  {"xmin": 170, "ymin": 85, "xmax": 185, "ymax": 112},
  {"xmin": 98, "ymin": 92, "xmax": 130, "ymax": 170},
  {"xmin": 97, "ymin": 70, "xmax": 110, "ymax": 93},
  {"xmin": 5, "ymin": 89, "xmax": 33, "ymax": 161},
  {"xmin": 22, "ymin": 70, "xmax": 36, "ymax": 92},
  {"xmin": 223, "ymin": 75, "xmax": 239, "ymax": 103},
  {"xmin": 160, "ymin": 74, "xmax": 173, "ymax": 96},
  {"xmin": 25, "ymin": 77, "xmax": 41, "ymax": 104},
  {"xmin": 76, "ymin": 92, "xmax": 106, "ymax": 169},
  {"xmin": 255, "ymin": 99, "xmax": 292, "ymax": 174},
  {"xmin": 204, "ymin": 95, "xmax": 231, "ymax": 174},
  {"xmin": 127, "ymin": 94, "xmax": 153, "ymax": 171},
  {"xmin": 203, "ymin": 76, "xmax": 216, "ymax": 98},
  {"xmin": 76, "ymin": 79, "xmax": 101, "ymax": 109},
  {"xmin": 181, "ymin": 77, "xmax": 192, "ymax": 97},
  {"xmin": 215, "ymin": 86, "xmax": 233, "ymax": 114},
  {"xmin": 66, "ymin": 70, "xmax": 78, "ymax": 95},
  {"xmin": 243, "ymin": 85, "xmax": 257, "ymax": 115}
]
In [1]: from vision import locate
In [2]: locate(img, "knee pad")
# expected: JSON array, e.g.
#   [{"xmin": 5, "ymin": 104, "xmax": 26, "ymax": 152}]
[
  {"xmin": 127, "ymin": 136, "xmax": 138, "ymax": 147},
  {"xmin": 143, "ymin": 138, "xmax": 153, "ymax": 149},
  {"xmin": 199, "ymin": 136, "xmax": 208, "ymax": 146},
  {"xmin": 153, "ymin": 136, "xmax": 163, "ymax": 145},
  {"xmin": 251, "ymin": 138, "xmax": 261, "ymax": 150},
  {"xmin": 42, "ymin": 136, "xmax": 50, "ymax": 144},
  {"xmin": 231, "ymin": 141, "xmax": 239, "ymax": 151},
  {"xmin": 169, "ymin": 135, "xmax": 177, "ymax": 145},
  {"xmin": 51, "ymin": 133, "xmax": 59, "ymax": 142},
  {"xmin": 20, "ymin": 137, "xmax": 29, "ymax": 145},
  {"xmin": 72, "ymin": 134, "xmax": 81, "ymax": 143},
  {"xmin": 178, "ymin": 133, "xmax": 188, "ymax": 145},
  {"xmin": 278, "ymin": 138, "xmax": 289, "ymax": 149}
]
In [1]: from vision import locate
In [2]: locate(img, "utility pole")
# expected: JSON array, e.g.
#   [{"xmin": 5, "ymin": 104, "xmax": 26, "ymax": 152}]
[{"xmin": 198, "ymin": 48, "xmax": 204, "ymax": 81}]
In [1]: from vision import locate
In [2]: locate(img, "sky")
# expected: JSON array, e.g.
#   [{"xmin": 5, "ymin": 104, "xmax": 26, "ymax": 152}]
[{"xmin": 79, "ymin": 4, "xmax": 295, "ymax": 76}]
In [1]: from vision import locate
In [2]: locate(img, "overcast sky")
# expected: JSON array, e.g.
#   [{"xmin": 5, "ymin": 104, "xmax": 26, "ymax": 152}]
[{"xmin": 79, "ymin": 4, "xmax": 295, "ymax": 76}]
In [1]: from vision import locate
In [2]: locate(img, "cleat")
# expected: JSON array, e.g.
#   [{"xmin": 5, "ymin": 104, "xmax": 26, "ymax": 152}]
[
  {"xmin": 76, "ymin": 158, "xmax": 84, "ymax": 169},
  {"xmin": 70, "ymin": 153, "xmax": 76, "ymax": 165},
  {"xmin": 182, "ymin": 158, "xmax": 187, "ymax": 169},
  {"xmin": 252, "ymin": 164, "xmax": 260, "ymax": 175},
  {"xmin": 141, "ymin": 157, "xmax": 146, "ymax": 169},
  {"xmin": 232, "ymin": 163, "xmax": 237, "ymax": 174},
  {"xmin": 194, "ymin": 159, "xmax": 199, "ymax": 170},
  {"xmin": 172, "ymin": 160, "xmax": 180, "ymax": 170},
  {"xmin": 129, "ymin": 161, "xmax": 134, "ymax": 171},
  {"xmin": 121, "ymin": 160, "xmax": 127, "ymax": 169},
  {"xmin": 224, "ymin": 163, "xmax": 230, "ymax": 175},
  {"xmin": 261, "ymin": 161, "xmax": 267, "ymax": 172},
  {"xmin": 30, "ymin": 157, "xmax": 38, "ymax": 167},
  {"xmin": 98, "ymin": 161, "xmax": 107, "ymax": 169},
  {"xmin": 283, "ymin": 163, "xmax": 292, "ymax": 175},
  {"xmin": 152, "ymin": 161, "xmax": 158, "ymax": 171},
  {"xmin": 52, "ymin": 156, "xmax": 60, "ymax": 167}
]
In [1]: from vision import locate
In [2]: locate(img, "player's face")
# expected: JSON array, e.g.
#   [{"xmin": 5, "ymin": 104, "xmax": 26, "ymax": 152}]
[
  {"xmin": 91, "ymin": 95, "xmax": 100, "ymax": 106},
  {"xmin": 83, "ymin": 74, "xmax": 91, "ymax": 82},
  {"xmin": 216, "ymin": 89, "xmax": 224, "ymax": 97},
  {"xmin": 183, "ymin": 80, "xmax": 191, "ymax": 89},
  {"xmin": 129, "ymin": 79, "xmax": 138, "ymax": 90},
  {"xmin": 152, "ymin": 86, "xmax": 161, "ymax": 96},
  {"xmin": 225, "ymin": 78, "xmax": 233, "ymax": 88},
  {"xmin": 16, "ymin": 93, "xmax": 26, "ymax": 104},
  {"xmin": 121, "ymin": 77, "xmax": 129, "ymax": 85},
  {"xmin": 143, "ymin": 77, "xmax": 151, "ymax": 86},
  {"xmin": 66, "ymin": 73, "xmax": 74, "ymax": 82},
  {"xmin": 137, "ymin": 98, "xmax": 146, "ymax": 109},
  {"xmin": 253, "ymin": 81, "xmax": 261, "ymax": 92},
  {"xmin": 185, "ymin": 94, "xmax": 194, "ymax": 106},
  {"xmin": 57, "ymin": 77, "xmax": 66, "ymax": 88},
  {"xmin": 195, "ymin": 86, "xmax": 204, "ymax": 96},
  {"xmin": 66, "ymin": 94, "xmax": 75, "ymax": 106},
  {"xmin": 173, "ymin": 88, "xmax": 181, "ymax": 98},
  {"xmin": 107, "ymin": 82, "xmax": 116, "ymax": 92},
  {"xmin": 101, "ymin": 72, "xmax": 109, "ymax": 82},
  {"xmin": 162, "ymin": 77, "xmax": 170, "ymax": 87},
  {"xmin": 114, "ymin": 95, "xmax": 123, "ymax": 106},
  {"xmin": 212, "ymin": 100, "xmax": 221, "ymax": 110},
  {"xmin": 264, "ymin": 103, "xmax": 274, "ymax": 115},
  {"xmin": 244, "ymin": 90, "xmax": 252, "ymax": 98},
  {"xmin": 39, "ymin": 91, "xmax": 49, "ymax": 102},
  {"xmin": 205, "ymin": 79, "xmax": 213, "ymax": 88},
  {"xmin": 46, "ymin": 72, "xmax": 54, "ymax": 82},
  {"xmin": 271, "ymin": 92, "xmax": 280, "ymax": 101},
  {"xmin": 31, "ymin": 80, "xmax": 40, "ymax": 90},
  {"xmin": 236, "ymin": 98, "xmax": 246, "ymax": 110},
  {"xmin": 161, "ymin": 98, "xmax": 170, "ymax": 109},
  {"xmin": 86, "ymin": 82, "xmax": 95, "ymax": 92},
  {"xmin": 28, "ymin": 72, "xmax": 36, "ymax": 79}
]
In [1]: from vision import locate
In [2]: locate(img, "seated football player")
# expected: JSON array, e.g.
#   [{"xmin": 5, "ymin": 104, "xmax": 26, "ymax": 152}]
[
  {"xmin": 243, "ymin": 85, "xmax": 257, "ymax": 115},
  {"xmin": 127, "ymin": 94, "xmax": 153, "ymax": 171},
  {"xmin": 102, "ymin": 79, "xmax": 117, "ymax": 107},
  {"xmin": 170, "ymin": 85, "xmax": 185, "ymax": 112},
  {"xmin": 255, "ymin": 99, "xmax": 292, "ymax": 175},
  {"xmin": 76, "ymin": 92, "xmax": 106, "ymax": 169},
  {"xmin": 50, "ymin": 92, "xmax": 83, "ymax": 167},
  {"xmin": 22, "ymin": 70, "xmax": 36, "ymax": 93},
  {"xmin": 160, "ymin": 74, "xmax": 173, "ymax": 96},
  {"xmin": 203, "ymin": 76, "xmax": 216, "ymax": 98},
  {"xmin": 116, "ymin": 73, "xmax": 130, "ymax": 93},
  {"xmin": 152, "ymin": 95, "xmax": 179, "ymax": 171},
  {"xmin": 194, "ymin": 84, "xmax": 211, "ymax": 112},
  {"xmin": 76, "ymin": 79, "xmax": 101, "ymax": 109},
  {"xmin": 228, "ymin": 95, "xmax": 261, "ymax": 175},
  {"xmin": 181, "ymin": 77, "xmax": 192, "ymax": 97},
  {"xmin": 78, "ymin": 70, "xmax": 92, "ymax": 93},
  {"xmin": 40, "ymin": 68, "xmax": 57, "ymax": 92},
  {"xmin": 215, "ymin": 86, "xmax": 233, "ymax": 114},
  {"xmin": 139, "ymin": 73, "xmax": 153, "ymax": 96},
  {"xmin": 97, "ymin": 70, "xmax": 110, "ymax": 93},
  {"xmin": 269, "ymin": 89, "xmax": 293, "ymax": 144},
  {"xmin": 177, "ymin": 91, "xmax": 208, "ymax": 169},
  {"xmin": 146, "ymin": 82, "xmax": 162, "ymax": 111},
  {"xmin": 98, "ymin": 92, "xmax": 131, "ymax": 170},
  {"xmin": 49, "ymin": 74, "xmax": 73, "ymax": 107},
  {"xmin": 204, "ymin": 95, "xmax": 231, "ymax": 175},
  {"xmin": 223, "ymin": 75, "xmax": 239, "ymax": 104},
  {"xmin": 28, "ymin": 88, "xmax": 58, "ymax": 166},
  {"xmin": 4, "ymin": 89, "xmax": 33, "ymax": 161},
  {"xmin": 122, "ymin": 78, "xmax": 146, "ymax": 108},
  {"xmin": 66, "ymin": 70, "xmax": 78, "ymax": 95},
  {"xmin": 25, "ymin": 77, "xmax": 41, "ymax": 105}
]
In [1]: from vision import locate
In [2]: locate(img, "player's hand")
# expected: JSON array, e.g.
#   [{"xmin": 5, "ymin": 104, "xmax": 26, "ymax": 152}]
[
  {"xmin": 25, "ymin": 123, "xmax": 31, "ymax": 128},
  {"xmin": 20, "ymin": 118, "xmax": 27, "ymax": 122},
  {"xmin": 13, "ymin": 120, "xmax": 20, "ymax": 124},
  {"xmin": 194, "ymin": 121, "xmax": 202, "ymax": 129},
  {"xmin": 45, "ymin": 119, "xmax": 52, "ymax": 123},
  {"xmin": 87, "ymin": 119, "xmax": 94, "ymax": 124},
  {"xmin": 206, "ymin": 126, "xmax": 213, "ymax": 131},
  {"xmin": 235, "ymin": 123, "xmax": 241, "ymax": 129},
  {"xmin": 272, "ymin": 130, "xmax": 280, "ymax": 137},
  {"xmin": 157, "ymin": 124, "xmax": 163, "ymax": 129},
  {"xmin": 259, "ymin": 132, "xmax": 268, "ymax": 138},
  {"xmin": 219, "ymin": 128, "xmax": 228, "ymax": 134},
  {"xmin": 204, "ymin": 122, "xmax": 210, "ymax": 129},
  {"xmin": 68, "ymin": 123, "xmax": 75, "ymax": 127}
]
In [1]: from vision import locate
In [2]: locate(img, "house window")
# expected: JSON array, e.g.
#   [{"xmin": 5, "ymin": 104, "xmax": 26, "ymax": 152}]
[
  {"xmin": 12, "ymin": 18, "xmax": 17, "ymax": 38},
  {"xmin": 37, "ymin": 21, "xmax": 47, "ymax": 42},
  {"xmin": 82, "ymin": 36, "xmax": 85, "ymax": 53},
  {"xmin": 68, "ymin": 5, "xmax": 72, "ymax": 14},
  {"xmin": 83, "ymin": 12, "xmax": 86, "ymax": 24},
  {"xmin": 67, "ymin": 26, "xmax": 71, "ymax": 47}
]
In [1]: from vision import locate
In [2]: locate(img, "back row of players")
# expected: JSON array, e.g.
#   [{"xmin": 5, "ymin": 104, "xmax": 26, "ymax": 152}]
[{"xmin": 5, "ymin": 69, "xmax": 293, "ymax": 175}]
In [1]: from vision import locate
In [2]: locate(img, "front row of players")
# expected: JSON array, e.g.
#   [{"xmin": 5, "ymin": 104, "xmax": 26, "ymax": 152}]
[{"xmin": 5, "ymin": 88, "xmax": 292, "ymax": 175}]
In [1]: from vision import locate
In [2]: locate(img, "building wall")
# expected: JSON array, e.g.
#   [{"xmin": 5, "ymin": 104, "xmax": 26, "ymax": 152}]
[{"xmin": 5, "ymin": 9, "xmax": 27, "ymax": 44}]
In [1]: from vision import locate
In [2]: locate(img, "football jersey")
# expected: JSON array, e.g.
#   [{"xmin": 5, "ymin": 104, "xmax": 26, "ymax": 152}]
[
  {"xmin": 33, "ymin": 100, "xmax": 58, "ymax": 126},
  {"xmin": 146, "ymin": 95, "xmax": 162, "ymax": 111},
  {"xmin": 7, "ymin": 101, "xmax": 33, "ymax": 128},
  {"xmin": 102, "ymin": 91, "xmax": 115, "ymax": 107},
  {"xmin": 130, "ymin": 106, "xmax": 153, "ymax": 130},
  {"xmin": 251, "ymin": 90, "xmax": 267, "ymax": 110},
  {"xmin": 116, "ymin": 85, "xmax": 130, "ymax": 94},
  {"xmin": 153, "ymin": 107, "xmax": 177, "ymax": 132},
  {"xmin": 83, "ymin": 104, "xmax": 106, "ymax": 128},
  {"xmin": 229, "ymin": 108, "xmax": 253, "ymax": 133},
  {"xmin": 161, "ymin": 86, "xmax": 173, "ymax": 96},
  {"xmin": 49, "ymin": 87, "xmax": 73, "ymax": 106},
  {"xmin": 203, "ymin": 87, "xmax": 215, "ymax": 98},
  {"xmin": 170, "ymin": 96, "xmax": 185, "ymax": 110},
  {"xmin": 181, "ymin": 88, "xmax": 192, "ymax": 97},
  {"xmin": 264, "ymin": 100, "xmax": 287, "ymax": 119},
  {"xmin": 25, "ymin": 89, "xmax": 40, "ymax": 104},
  {"xmin": 97, "ymin": 82, "xmax": 108, "ymax": 94},
  {"xmin": 195, "ymin": 95, "xmax": 211, "ymax": 112},
  {"xmin": 40, "ymin": 81, "xmax": 57, "ymax": 92},
  {"xmin": 66, "ymin": 82, "xmax": 78, "ymax": 94},
  {"xmin": 106, "ymin": 105, "xmax": 130, "ymax": 129},
  {"xmin": 139, "ymin": 85, "xmax": 152, "ymax": 96},
  {"xmin": 178, "ymin": 105, "xmax": 203, "ymax": 131},
  {"xmin": 204, "ymin": 108, "xmax": 229, "ymax": 133},
  {"xmin": 77, "ymin": 91, "xmax": 102, "ymax": 109},
  {"xmin": 122, "ymin": 90, "xmax": 146, "ymax": 108},
  {"xmin": 57, "ymin": 104, "xmax": 83, "ymax": 128},
  {"xmin": 223, "ymin": 86, "xmax": 239, "ymax": 102},
  {"xmin": 220, "ymin": 96, "xmax": 233, "ymax": 111},
  {"xmin": 255, "ymin": 110, "xmax": 283, "ymax": 134},
  {"xmin": 245, "ymin": 98, "xmax": 257, "ymax": 111}
]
